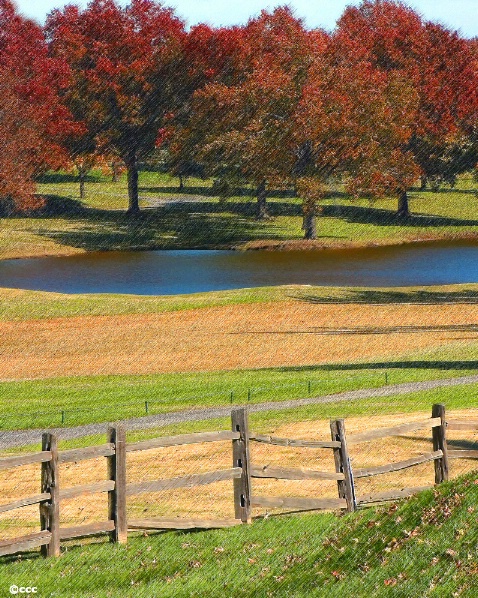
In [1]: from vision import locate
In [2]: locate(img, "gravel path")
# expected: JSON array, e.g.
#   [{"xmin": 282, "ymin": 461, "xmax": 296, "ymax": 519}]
[{"xmin": 2, "ymin": 374, "xmax": 478, "ymax": 449}]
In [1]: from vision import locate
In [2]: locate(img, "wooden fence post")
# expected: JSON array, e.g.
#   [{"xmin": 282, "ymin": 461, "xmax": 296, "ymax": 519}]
[
  {"xmin": 107, "ymin": 425, "xmax": 127, "ymax": 544},
  {"xmin": 231, "ymin": 408, "xmax": 252, "ymax": 523},
  {"xmin": 330, "ymin": 419, "xmax": 356, "ymax": 512},
  {"xmin": 40, "ymin": 432, "xmax": 60, "ymax": 557},
  {"xmin": 432, "ymin": 404, "xmax": 449, "ymax": 484}
]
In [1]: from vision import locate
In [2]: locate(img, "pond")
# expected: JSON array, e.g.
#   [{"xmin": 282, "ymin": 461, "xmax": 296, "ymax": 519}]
[{"xmin": 1, "ymin": 241, "xmax": 478, "ymax": 294}]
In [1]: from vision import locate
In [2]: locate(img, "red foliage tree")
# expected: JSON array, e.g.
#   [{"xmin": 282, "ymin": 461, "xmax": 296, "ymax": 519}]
[
  {"xmin": 188, "ymin": 7, "xmax": 314, "ymax": 219},
  {"xmin": 166, "ymin": 23, "xmax": 248, "ymax": 189},
  {"xmin": 332, "ymin": 0, "xmax": 478, "ymax": 216},
  {"xmin": 0, "ymin": 0, "xmax": 72, "ymax": 213},
  {"xmin": 46, "ymin": 0, "xmax": 191, "ymax": 214},
  {"xmin": 295, "ymin": 28, "xmax": 419, "ymax": 236}
]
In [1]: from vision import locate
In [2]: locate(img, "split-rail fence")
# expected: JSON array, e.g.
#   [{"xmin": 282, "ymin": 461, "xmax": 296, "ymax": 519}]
[{"xmin": 1, "ymin": 403, "xmax": 477, "ymax": 559}]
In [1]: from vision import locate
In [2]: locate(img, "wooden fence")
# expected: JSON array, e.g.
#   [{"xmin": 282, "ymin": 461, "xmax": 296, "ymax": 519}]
[{"xmin": 1, "ymin": 403, "xmax": 477, "ymax": 559}]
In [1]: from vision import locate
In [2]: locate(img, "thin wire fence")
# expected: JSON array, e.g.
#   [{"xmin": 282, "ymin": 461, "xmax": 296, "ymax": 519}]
[{"xmin": 0, "ymin": 371, "xmax": 393, "ymax": 430}]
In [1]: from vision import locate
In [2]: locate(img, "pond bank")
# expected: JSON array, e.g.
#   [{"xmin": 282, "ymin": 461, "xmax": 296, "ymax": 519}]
[{"xmin": 2, "ymin": 229, "xmax": 478, "ymax": 261}]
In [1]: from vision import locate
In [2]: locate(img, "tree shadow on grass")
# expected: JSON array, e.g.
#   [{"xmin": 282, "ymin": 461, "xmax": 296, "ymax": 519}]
[
  {"xmin": 146, "ymin": 197, "xmax": 303, "ymax": 217},
  {"xmin": 321, "ymin": 204, "xmax": 478, "ymax": 227},
  {"xmin": 37, "ymin": 172, "xmax": 105, "ymax": 184},
  {"xmin": 140, "ymin": 184, "xmax": 297, "ymax": 199},
  {"xmin": 274, "ymin": 361, "xmax": 478, "ymax": 373},
  {"xmin": 296, "ymin": 288, "xmax": 478, "ymax": 305},
  {"xmin": 34, "ymin": 203, "xmax": 287, "ymax": 251}
]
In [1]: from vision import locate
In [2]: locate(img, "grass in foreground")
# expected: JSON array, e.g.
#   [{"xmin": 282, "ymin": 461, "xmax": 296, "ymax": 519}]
[{"xmin": 1, "ymin": 473, "xmax": 477, "ymax": 596}]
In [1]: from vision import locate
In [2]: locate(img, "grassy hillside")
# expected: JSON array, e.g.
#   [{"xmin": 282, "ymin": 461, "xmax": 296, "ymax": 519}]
[
  {"xmin": 1, "ymin": 171, "xmax": 477, "ymax": 259},
  {"xmin": 1, "ymin": 473, "xmax": 477, "ymax": 596},
  {"xmin": 1, "ymin": 283, "xmax": 478, "ymax": 322}
]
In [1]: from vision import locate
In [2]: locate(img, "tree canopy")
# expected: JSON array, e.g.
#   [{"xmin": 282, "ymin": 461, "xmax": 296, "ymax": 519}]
[{"xmin": 0, "ymin": 0, "xmax": 477, "ymax": 233}]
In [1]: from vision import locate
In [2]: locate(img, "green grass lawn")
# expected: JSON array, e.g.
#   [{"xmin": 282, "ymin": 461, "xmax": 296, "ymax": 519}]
[
  {"xmin": 1, "ymin": 171, "xmax": 477, "ymax": 259},
  {"xmin": 1, "ymin": 472, "xmax": 477, "ymax": 596},
  {"xmin": 0, "ymin": 351, "xmax": 476, "ymax": 432}
]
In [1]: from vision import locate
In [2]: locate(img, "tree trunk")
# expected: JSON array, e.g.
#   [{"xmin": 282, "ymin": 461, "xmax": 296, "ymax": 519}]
[
  {"xmin": 126, "ymin": 158, "xmax": 140, "ymax": 214},
  {"xmin": 256, "ymin": 180, "xmax": 268, "ymax": 219},
  {"xmin": 420, "ymin": 175, "xmax": 427, "ymax": 190},
  {"xmin": 79, "ymin": 168, "xmax": 86, "ymax": 200},
  {"xmin": 112, "ymin": 162, "xmax": 120, "ymax": 183},
  {"xmin": 397, "ymin": 190, "xmax": 410, "ymax": 218},
  {"xmin": 303, "ymin": 211, "xmax": 317, "ymax": 240},
  {"xmin": 303, "ymin": 197, "xmax": 317, "ymax": 239},
  {"xmin": 178, "ymin": 174, "xmax": 184, "ymax": 191}
]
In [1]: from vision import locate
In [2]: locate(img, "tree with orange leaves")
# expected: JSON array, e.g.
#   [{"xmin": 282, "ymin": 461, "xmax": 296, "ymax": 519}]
[
  {"xmin": 186, "ymin": 7, "xmax": 314, "ymax": 219},
  {"xmin": 0, "ymin": 0, "xmax": 73, "ymax": 213},
  {"xmin": 46, "ymin": 0, "xmax": 191, "ymax": 214},
  {"xmin": 331, "ymin": 0, "xmax": 478, "ymax": 216}
]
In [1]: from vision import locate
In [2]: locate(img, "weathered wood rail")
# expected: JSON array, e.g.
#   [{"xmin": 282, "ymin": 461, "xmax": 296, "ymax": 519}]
[{"xmin": 0, "ymin": 403, "xmax": 476, "ymax": 559}]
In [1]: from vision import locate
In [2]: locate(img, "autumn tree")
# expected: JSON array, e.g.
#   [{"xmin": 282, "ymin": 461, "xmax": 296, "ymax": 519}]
[
  {"xmin": 332, "ymin": 0, "xmax": 478, "ymax": 216},
  {"xmin": 164, "ymin": 23, "xmax": 248, "ymax": 191},
  {"xmin": 0, "ymin": 0, "xmax": 73, "ymax": 213},
  {"xmin": 185, "ymin": 7, "xmax": 313, "ymax": 219},
  {"xmin": 294, "ymin": 28, "xmax": 419, "ymax": 237},
  {"xmin": 46, "ymin": 0, "xmax": 191, "ymax": 214}
]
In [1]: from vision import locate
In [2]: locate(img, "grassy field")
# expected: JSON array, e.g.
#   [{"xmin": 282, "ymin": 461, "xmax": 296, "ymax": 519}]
[
  {"xmin": 0, "ymin": 171, "xmax": 477, "ymax": 259},
  {"xmin": 1, "ymin": 283, "xmax": 477, "ymax": 429},
  {"xmin": 0, "ymin": 358, "xmax": 477, "ymax": 431},
  {"xmin": 1, "ymin": 472, "xmax": 477, "ymax": 596},
  {"xmin": 1, "ymin": 283, "xmax": 478, "ymax": 322}
]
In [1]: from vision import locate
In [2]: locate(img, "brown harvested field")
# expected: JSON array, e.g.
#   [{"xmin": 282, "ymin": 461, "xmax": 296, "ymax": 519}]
[
  {"xmin": 1, "ymin": 301, "xmax": 478, "ymax": 380},
  {"xmin": 1, "ymin": 410, "xmax": 477, "ymax": 539}
]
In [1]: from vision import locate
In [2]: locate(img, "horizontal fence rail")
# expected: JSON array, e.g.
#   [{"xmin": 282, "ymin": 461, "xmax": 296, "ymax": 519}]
[
  {"xmin": 126, "ymin": 430, "xmax": 240, "ymax": 453},
  {"xmin": 252, "ymin": 496, "xmax": 348, "ymax": 511},
  {"xmin": 1, "ymin": 403, "xmax": 477, "ymax": 560},
  {"xmin": 59, "ymin": 444, "xmax": 115, "ymax": 463},
  {"xmin": 126, "ymin": 468, "xmax": 242, "ymax": 496},
  {"xmin": 249, "ymin": 433, "xmax": 341, "ymax": 449},
  {"xmin": 128, "ymin": 518, "xmax": 242, "ymax": 530},
  {"xmin": 251, "ymin": 465, "xmax": 345, "ymax": 481},
  {"xmin": 0, "ymin": 531, "xmax": 52, "ymax": 558},
  {"xmin": 0, "ymin": 452, "xmax": 52, "ymax": 470},
  {"xmin": 354, "ymin": 451, "xmax": 443, "ymax": 479}
]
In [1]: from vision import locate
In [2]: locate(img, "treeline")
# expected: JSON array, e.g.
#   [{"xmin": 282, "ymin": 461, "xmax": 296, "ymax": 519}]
[{"xmin": 1, "ymin": 0, "xmax": 478, "ymax": 238}]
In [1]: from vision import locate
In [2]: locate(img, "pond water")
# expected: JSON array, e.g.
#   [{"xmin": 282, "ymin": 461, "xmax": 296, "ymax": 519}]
[{"xmin": 1, "ymin": 241, "xmax": 478, "ymax": 294}]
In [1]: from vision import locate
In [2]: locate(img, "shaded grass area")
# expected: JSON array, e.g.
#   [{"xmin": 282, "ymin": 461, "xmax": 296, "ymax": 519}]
[
  {"xmin": 2, "ymin": 283, "xmax": 478, "ymax": 322},
  {"xmin": 1, "ymin": 172, "xmax": 477, "ymax": 259},
  {"xmin": 1, "ymin": 472, "xmax": 478, "ymax": 596}
]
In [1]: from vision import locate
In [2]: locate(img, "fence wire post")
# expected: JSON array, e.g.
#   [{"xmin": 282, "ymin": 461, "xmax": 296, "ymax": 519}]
[
  {"xmin": 231, "ymin": 408, "xmax": 252, "ymax": 524},
  {"xmin": 40, "ymin": 432, "xmax": 60, "ymax": 557},
  {"xmin": 432, "ymin": 404, "xmax": 449, "ymax": 484},
  {"xmin": 330, "ymin": 419, "xmax": 356, "ymax": 512},
  {"xmin": 107, "ymin": 425, "xmax": 127, "ymax": 544}
]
